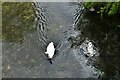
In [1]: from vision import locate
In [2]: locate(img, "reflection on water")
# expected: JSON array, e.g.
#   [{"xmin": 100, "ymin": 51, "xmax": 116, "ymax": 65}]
[{"xmin": 75, "ymin": 12, "xmax": 120, "ymax": 78}]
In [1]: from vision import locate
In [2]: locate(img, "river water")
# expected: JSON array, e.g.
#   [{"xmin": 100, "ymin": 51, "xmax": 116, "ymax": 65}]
[{"xmin": 3, "ymin": 2, "xmax": 120, "ymax": 78}]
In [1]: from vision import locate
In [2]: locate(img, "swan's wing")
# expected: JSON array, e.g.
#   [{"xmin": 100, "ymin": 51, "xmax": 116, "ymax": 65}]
[
  {"xmin": 48, "ymin": 48, "xmax": 55, "ymax": 58},
  {"xmin": 45, "ymin": 42, "xmax": 55, "ymax": 58},
  {"xmin": 47, "ymin": 42, "xmax": 55, "ymax": 51}
]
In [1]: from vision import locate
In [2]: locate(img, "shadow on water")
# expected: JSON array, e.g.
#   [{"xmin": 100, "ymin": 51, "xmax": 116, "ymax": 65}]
[{"xmin": 74, "ymin": 11, "xmax": 120, "ymax": 78}]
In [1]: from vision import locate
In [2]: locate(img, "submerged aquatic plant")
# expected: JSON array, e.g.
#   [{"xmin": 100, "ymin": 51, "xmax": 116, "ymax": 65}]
[{"xmin": 2, "ymin": 2, "xmax": 35, "ymax": 43}]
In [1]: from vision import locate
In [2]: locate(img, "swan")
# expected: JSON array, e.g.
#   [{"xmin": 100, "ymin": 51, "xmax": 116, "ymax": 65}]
[{"xmin": 45, "ymin": 42, "xmax": 55, "ymax": 64}]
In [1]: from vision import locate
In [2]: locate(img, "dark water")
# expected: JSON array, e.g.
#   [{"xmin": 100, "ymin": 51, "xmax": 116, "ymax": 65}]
[
  {"xmin": 3, "ymin": 2, "xmax": 120, "ymax": 78},
  {"xmin": 74, "ymin": 11, "xmax": 120, "ymax": 78}
]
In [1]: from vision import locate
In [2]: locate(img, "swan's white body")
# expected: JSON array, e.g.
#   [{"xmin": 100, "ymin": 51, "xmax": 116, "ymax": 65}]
[{"xmin": 45, "ymin": 42, "xmax": 55, "ymax": 59}]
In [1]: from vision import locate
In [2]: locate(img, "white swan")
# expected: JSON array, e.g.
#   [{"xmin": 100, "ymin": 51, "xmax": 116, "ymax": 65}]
[{"xmin": 45, "ymin": 42, "xmax": 55, "ymax": 64}]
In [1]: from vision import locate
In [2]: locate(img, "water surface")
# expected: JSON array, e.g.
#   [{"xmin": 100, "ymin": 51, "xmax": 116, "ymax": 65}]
[{"xmin": 2, "ymin": 2, "xmax": 101, "ymax": 78}]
